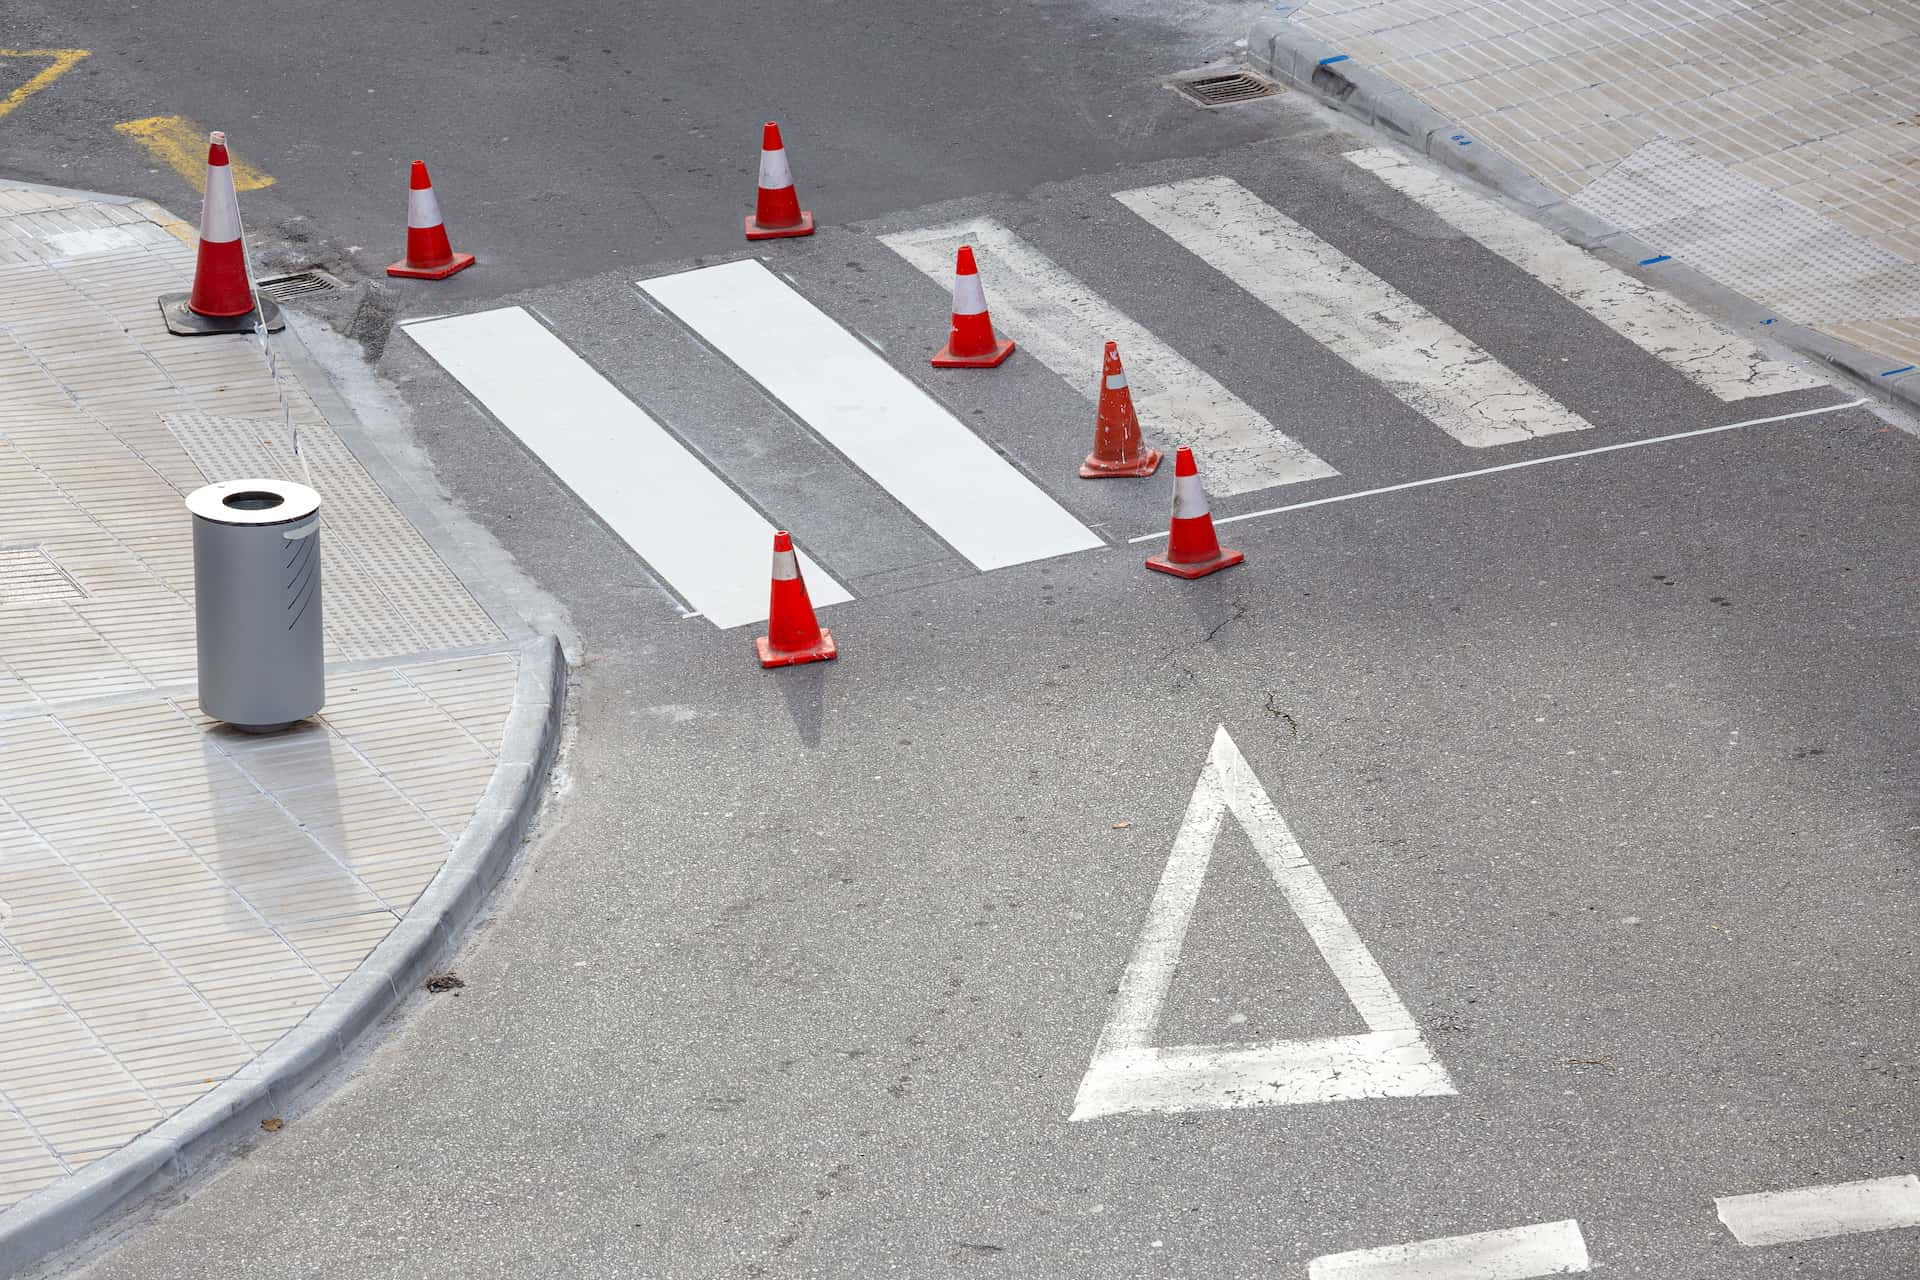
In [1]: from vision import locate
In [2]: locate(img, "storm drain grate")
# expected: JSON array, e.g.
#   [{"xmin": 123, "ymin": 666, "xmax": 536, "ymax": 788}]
[
  {"xmin": 254, "ymin": 269, "xmax": 342, "ymax": 301},
  {"xmin": 0, "ymin": 545, "xmax": 87, "ymax": 604},
  {"xmin": 1173, "ymin": 71, "xmax": 1282, "ymax": 108}
]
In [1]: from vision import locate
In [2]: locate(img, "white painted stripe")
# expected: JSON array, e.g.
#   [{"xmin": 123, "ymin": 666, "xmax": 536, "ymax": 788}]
[
  {"xmin": 1309, "ymin": 1220, "xmax": 1590, "ymax": 1280},
  {"xmin": 200, "ymin": 163, "xmax": 241, "ymax": 244},
  {"xmin": 401, "ymin": 306, "xmax": 849, "ymax": 629},
  {"xmin": 1114, "ymin": 176, "xmax": 1592, "ymax": 448},
  {"xmin": 1346, "ymin": 148, "xmax": 1824, "ymax": 402},
  {"xmin": 950, "ymin": 266, "xmax": 989, "ymax": 317},
  {"xmin": 1070, "ymin": 726, "xmax": 1452, "ymax": 1121},
  {"xmin": 640, "ymin": 259, "xmax": 1103, "ymax": 571},
  {"xmin": 407, "ymin": 185, "xmax": 444, "ymax": 230},
  {"xmin": 1715, "ymin": 1175, "xmax": 1920, "ymax": 1247},
  {"xmin": 758, "ymin": 146, "xmax": 793, "ymax": 191},
  {"xmin": 1124, "ymin": 399, "xmax": 1869, "ymax": 542},
  {"xmin": 882, "ymin": 218, "xmax": 1336, "ymax": 496}
]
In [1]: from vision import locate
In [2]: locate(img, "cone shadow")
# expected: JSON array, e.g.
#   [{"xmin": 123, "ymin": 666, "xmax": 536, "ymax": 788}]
[{"xmin": 775, "ymin": 658, "xmax": 831, "ymax": 748}]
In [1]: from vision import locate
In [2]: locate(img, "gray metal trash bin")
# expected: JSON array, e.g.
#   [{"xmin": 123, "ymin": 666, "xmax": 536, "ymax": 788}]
[{"xmin": 186, "ymin": 478, "xmax": 324, "ymax": 732}]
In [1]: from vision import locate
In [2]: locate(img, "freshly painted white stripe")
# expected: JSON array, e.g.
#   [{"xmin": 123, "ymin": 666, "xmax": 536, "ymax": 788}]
[
  {"xmin": 641, "ymin": 259, "xmax": 1102, "ymax": 571},
  {"xmin": 882, "ymin": 218, "xmax": 1336, "ymax": 496},
  {"xmin": 1114, "ymin": 176, "xmax": 1592, "ymax": 448},
  {"xmin": 200, "ymin": 163, "xmax": 241, "ymax": 243},
  {"xmin": 1309, "ymin": 1220, "xmax": 1591, "ymax": 1280},
  {"xmin": 402, "ymin": 306, "xmax": 849, "ymax": 629},
  {"xmin": 1715, "ymin": 1175, "xmax": 1920, "ymax": 1247},
  {"xmin": 950, "ymin": 267, "xmax": 989, "ymax": 316},
  {"xmin": 407, "ymin": 185, "xmax": 444, "ymax": 230},
  {"xmin": 758, "ymin": 146, "xmax": 793, "ymax": 191},
  {"xmin": 1070, "ymin": 725, "xmax": 1452, "ymax": 1121},
  {"xmin": 1124, "ymin": 398, "xmax": 1869, "ymax": 542},
  {"xmin": 1346, "ymin": 148, "xmax": 1824, "ymax": 401}
]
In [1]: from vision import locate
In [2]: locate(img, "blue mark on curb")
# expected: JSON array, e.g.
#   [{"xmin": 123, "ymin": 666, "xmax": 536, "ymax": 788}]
[
  {"xmin": 1880, "ymin": 364, "xmax": 1915, "ymax": 377},
  {"xmin": 1639, "ymin": 254, "xmax": 1672, "ymax": 265},
  {"xmin": 1449, "ymin": 133, "xmax": 1473, "ymax": 146},
  {"xmin": 1761, "ymin": 318, "xmax": 1777, "ymax": 325},
  {"xmin": 1318, "ymin": 54, "xmax": 1350, "ymax": 65}
]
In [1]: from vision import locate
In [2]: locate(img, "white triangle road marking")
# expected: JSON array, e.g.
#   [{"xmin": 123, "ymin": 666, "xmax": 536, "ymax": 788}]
[{"xmin": 1070, "ymin": 725, "xmax": 1454, "ymax": 1121}]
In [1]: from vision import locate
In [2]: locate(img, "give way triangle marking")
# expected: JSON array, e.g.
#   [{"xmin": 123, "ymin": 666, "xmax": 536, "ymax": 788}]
[{"xmin": 1070, "ymin": 725, "xmax": 1455, "ymax": 1121}]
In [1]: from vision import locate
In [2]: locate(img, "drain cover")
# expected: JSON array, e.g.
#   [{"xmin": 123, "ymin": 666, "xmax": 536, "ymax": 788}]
[
  {"xmin": 0, "ymin": 545, "xmax": 86, "ymax": 604},
  {"xmin": 1173, "ymin": 70, "xmax": 1282, "ymax": 108},
  {"xmin": 255, "ymin": 269, "xmax": 342, "ymax": 301}
]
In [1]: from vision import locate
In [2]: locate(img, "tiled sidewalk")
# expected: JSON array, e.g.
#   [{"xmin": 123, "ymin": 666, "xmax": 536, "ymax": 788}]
[
  {"xmin": 1269, "ymin": 0, "xmax": 1920, "ymax": 371},
  {"xmin": 0, "ymin": 183, "xmax": 529, "ymax": 1214}
]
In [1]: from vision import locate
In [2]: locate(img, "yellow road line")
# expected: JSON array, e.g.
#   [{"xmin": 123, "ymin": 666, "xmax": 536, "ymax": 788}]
[
  {"xmin": 113, "ymin": 115, "xmax": 275, "ymax": 192},
  {"xmin": 0, "ymin": 48, "xmax": 89, "ymax": 121}
]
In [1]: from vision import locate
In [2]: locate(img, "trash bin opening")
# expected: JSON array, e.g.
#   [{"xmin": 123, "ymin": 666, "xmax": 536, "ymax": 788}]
[{"xmin": 222, "ymin": 491, "xmax": 285, "ymax": 511}]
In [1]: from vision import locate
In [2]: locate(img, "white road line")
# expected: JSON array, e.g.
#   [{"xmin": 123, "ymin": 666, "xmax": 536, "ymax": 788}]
[
  {"xmin": 1346, "ymin": 148, "xmax": 1824, "ymax": 402},
  {"xmin": 402, "ymin": 306, "xmax": 850, "ymax": 630},
  {"xmin": 1715, "ymin": 1175, "xmax": 1920, "ymax": 1247},
  {"xmin": 1124, "ymin": 398, "xmax": 1869, "ymax": 542},
  {"xmin": 640, "ymin": 259, "xmax": 1103, "ymax": 572},
  {"xmin": 1114, "ymin": 175, "xmax": 1593, "ymax": 448},
  {"xmin": 1070, "ymin": 725, "xmax": 1453, "ymax": 1121},
  {"xmin": 879, "ymin": 218, "xmax": 1338, "ymax": 496},
  {"xmin": 1309, "ymin": 1220, "xmax": 1591, "ymax": 1280}
]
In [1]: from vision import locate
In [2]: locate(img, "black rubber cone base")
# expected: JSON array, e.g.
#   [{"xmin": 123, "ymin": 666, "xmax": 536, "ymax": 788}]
[{"xmin": 159, "ymin": 292, "xmax": 285, "ymax": 336}]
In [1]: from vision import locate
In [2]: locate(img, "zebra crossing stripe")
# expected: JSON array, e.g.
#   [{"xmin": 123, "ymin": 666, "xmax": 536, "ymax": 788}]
[
  {"xmin": 401, "ymin": 306, "xmax": 850, "ymax": 629},
  {"xmin": 1345, "ymin": 148, "xmax": 1824, "ymax": 402},
  {"xmin": 1114, "ymin": 175, "xmax": 1593, "ymax": 449},
  {"xmin": 1309, "ymin": 1219, "xmax": 1591, "ymax": 1279},
  {"xmin": 879, "ymin": 218, "xmax": 1338, "ymax": 496},
  {"xmin": 640, "ymin": 259, "xmax": 1103, "ymax": 572},
  {"xmin": 1715, "ymin": 1175, "xmax": 1920, "ymax": 1247}
]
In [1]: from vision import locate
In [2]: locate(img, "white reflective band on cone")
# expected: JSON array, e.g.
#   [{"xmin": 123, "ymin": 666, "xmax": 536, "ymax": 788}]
[
  {"xmin": 200, "ymin": 162, "xmax": 242, "ymax": 244},
  {"xmin": 758, "ymin": 147, "xmax": 793, "ymax": 191},
  {"xmin": 1105, "ymin": 372, "xmax": 1128, "ymax": 390},
  {"xmin": 951, "ymin": 270, "xmax": 988, "ymax": 316},
  {"xmin": 770, "ymin": 548, "xmax": 800, "ymax": 580},
  {"xmin": 407, "ymin": 185, "xmax": 445, "ymax": 229},
  {"xmin": 1172, "ymin": 471, "xmax": 1209, "ymax": 520}
]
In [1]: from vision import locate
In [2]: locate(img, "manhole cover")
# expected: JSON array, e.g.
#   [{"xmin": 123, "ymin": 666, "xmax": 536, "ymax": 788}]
[
  {"xmin": 255, "ymin": 269, "xmax": 342, "ymax": 301},
  {"xmin": 1173, "ymin": 70, "xmax": 1282, "ymax": 108}
]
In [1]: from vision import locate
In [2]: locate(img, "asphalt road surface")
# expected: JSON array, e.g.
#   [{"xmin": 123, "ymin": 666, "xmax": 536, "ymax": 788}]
[{"xmin": 9, "ymin": 0, "xmax": 1919, "ymax": 1277}]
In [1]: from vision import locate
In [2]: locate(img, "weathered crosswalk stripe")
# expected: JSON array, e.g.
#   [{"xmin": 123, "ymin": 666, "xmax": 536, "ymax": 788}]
[
  {"xmin": 1309, "ymin": 1219, "xmax": 1591, "ymax": 1279},
  {"xmin": 1115, "ymin": 175, "xmax": 1592, "ymax": 448},
  {"xmin": 1346, "ymin": 148, "xmax": 1823, "ymax": 402},
  {"xmin": 641, "ymin": 259, "xmax": 1103, "ymax": 572},
  {"xmin": 403, "ymin": 306, "xmax": 850, "ymax": 629},
  {"xmin": 1715, "ymin": 1175, "xmax": 1920, "ymax": 1247},
  {"xmin": 881, "ymin": 218, "xmax": 1338, "ymax": 496}
]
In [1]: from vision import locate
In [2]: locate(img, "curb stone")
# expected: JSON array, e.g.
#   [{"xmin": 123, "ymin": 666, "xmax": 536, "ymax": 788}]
[
  {"xmin": 0, "ymin": 633, "xmax": 565, "ymax": 1278},
  {"xmin": 1248, "ymin": 15, "xmax": 1920, "ymax": 424}
]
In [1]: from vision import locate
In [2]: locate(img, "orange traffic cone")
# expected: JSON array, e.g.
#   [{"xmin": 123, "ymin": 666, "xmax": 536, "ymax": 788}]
[
  {"xmin": 388, "ymin": 160, "xmax": 476, "ymax": 279},
  {"xmin": 159, "ymin": 131, "xmax": 283, "ymax": 335},
  {"xmin": 1146, "ymin": 447, "xmax": 1243, "ymax": 579},
  {"xmin": 1080, "ymin": 341, "xmax": 1161, "ymax": 478},
  {"xmin": 757, "ymin": 531, "xmax": 837, "ymax": 667},
  {"xmin": 930, "ymin": 245, "xmax": 1015, "ymax": 368},
  {"xmin": 745, "ymin": 122, "xmax": 814, "ymax": 240}
]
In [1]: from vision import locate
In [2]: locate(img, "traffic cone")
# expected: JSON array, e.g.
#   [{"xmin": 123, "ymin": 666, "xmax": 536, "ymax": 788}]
[
  {"xmin": 159, "ymin": 131, "xmax": 283, "ymax": 336},
  {"xmin": 1080, "ymin": 341, "xmax": 1161, "ymax": 478},
  {"xmin": 930, "ymin": 245, "xmax": 1015, "ymax": 368},
  {"xmin": 756, "ymin": 531, "xmax": 837, "ymax": 668},
  {"xmin": 1146, "ymin": 447, "xmax": 1243, "ymax": 579},
  {"xmin": 388, "ymin": 160, "xmax": 476, "ymax": 279},
  {"xmin": 745, "ymin": 122, "xmax": 814, "ymax": 240}
]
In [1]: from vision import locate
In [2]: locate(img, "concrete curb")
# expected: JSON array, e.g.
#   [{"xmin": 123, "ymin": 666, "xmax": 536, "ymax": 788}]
[
  {"xmin": 1248, "ymin": 16, "xmax": 1920, "ymax": 421},
  {"xmin": 0, "ymin": 633, "xmax": 566, "ymax": 1277}
]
